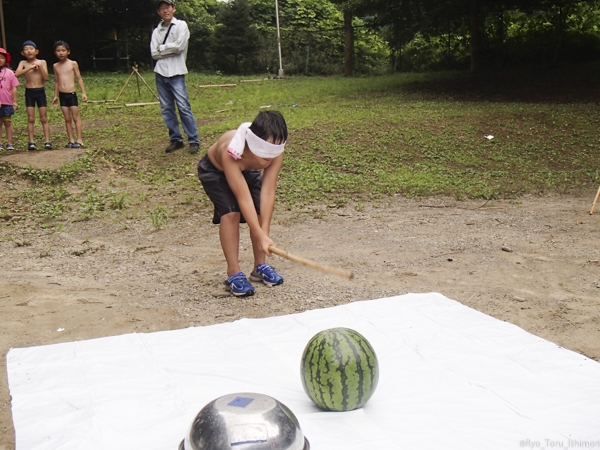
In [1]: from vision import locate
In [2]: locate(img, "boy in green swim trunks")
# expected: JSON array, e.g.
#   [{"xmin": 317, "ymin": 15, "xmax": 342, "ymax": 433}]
[
  {"xmin": 15, "ymin": 40, "xmax": 52, "ymax": 150},
  {"xmin": 51, "ymin": 40, "xmax": 87, "ymax": 149}
]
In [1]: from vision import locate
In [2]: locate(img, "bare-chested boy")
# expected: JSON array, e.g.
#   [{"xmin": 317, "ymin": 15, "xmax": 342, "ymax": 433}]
[
  {"xmin": 51, "ymin": 40, "xmax": 87, "ymax": 148},
  {"xmin": 15, "ymin": 40, "xmax": 52, "ymax": 151},
  {"xmin": 197, "ymin": 111, "xmax": 287, "ymax": 297}
]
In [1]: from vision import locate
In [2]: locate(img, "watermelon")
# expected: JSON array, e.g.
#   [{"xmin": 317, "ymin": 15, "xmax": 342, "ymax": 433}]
[{"xmin": 300, "ymin": 327, "xmax": 379, "ymax": 411}]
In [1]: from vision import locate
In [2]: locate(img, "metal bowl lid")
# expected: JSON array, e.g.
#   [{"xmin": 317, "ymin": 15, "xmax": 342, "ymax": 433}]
[{"xmin": 180, "ymin": 393, "xmax": 309, "ymax": 450}]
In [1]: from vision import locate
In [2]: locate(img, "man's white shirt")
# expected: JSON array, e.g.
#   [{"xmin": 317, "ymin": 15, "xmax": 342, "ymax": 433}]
[{"xmin": 151, "ymin": 17, "xmax": 190, "ymax": 77}]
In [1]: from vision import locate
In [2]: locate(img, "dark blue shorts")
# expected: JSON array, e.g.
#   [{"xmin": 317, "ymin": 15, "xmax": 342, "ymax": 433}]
[
  {"xmin": 25, "ymin": 88, "xmax": 48, "ymax": 108},
  {"xmin": 197, "ymin": 154, "xmax": 262, "ymax": 224},
  {"xmin": 59, "ymin": 92, "xmax": 78, "ymax": 107},
  {"xmin": 0, "ymin": 105, "xmax": 15, "ymax": 117}
]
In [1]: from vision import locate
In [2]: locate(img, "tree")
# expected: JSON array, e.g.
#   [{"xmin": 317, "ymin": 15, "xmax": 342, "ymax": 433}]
[
  {"xmin": 328, "ymin": 0, "xmax": 371, "ymax": 75},
  {"xmin": 338, "ymin": 0, "xmax": 586, "ymax": 71},
  {"xmin": 211, "ymin": 0, "xmax": 260, "ymax": 73},
  {"xmin": 173, "ymin": 0, "xmax": 217, "ymax": 70}
]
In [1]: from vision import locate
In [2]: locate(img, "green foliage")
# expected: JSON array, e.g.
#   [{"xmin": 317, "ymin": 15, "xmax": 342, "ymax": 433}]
[
  {"xmin": 81, "ymin": 185, "xmax": 107, "ymax": 216},
  {"xmin": 353, "ymin": 25, "xmax": 392, "ymax": 75},
  {"xmin": 501, "ymin": 3, "xmax": 600, "ymax": 65},
  {"xmin": 109, "ymin": 192, "xmax": 128, "ymax": 210},
  {"xmin": 387, "ymin": 0, "xmax": 600, "ymax": 72},
  {"xmin": 149, "ymin": 206, "xmax": 170, "ymax": 230},
  {"xmin": 19, "ymin": 157, "xmax": 94, "ymax": 184},
  {"xmin": 20, "ymin": 186, "xmax": 72, "ymax": 221},
  {"xmin": 398, "ymin": 32, "xmax": 470, "ymax": 72},
  {"xmin": 177, "ymin": 0, "xmax": 218, "ymax": 69}
]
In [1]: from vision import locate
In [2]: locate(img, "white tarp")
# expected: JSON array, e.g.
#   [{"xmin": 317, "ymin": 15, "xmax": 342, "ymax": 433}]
[{"xmin": 7, "ymin": 293, "xmax": 600, "ymax": 450}]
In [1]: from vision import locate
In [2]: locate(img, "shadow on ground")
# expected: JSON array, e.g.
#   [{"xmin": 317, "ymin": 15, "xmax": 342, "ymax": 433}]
[{"xmin": 402, "ymin": 64, "xmax": 600, "ymax": 103}]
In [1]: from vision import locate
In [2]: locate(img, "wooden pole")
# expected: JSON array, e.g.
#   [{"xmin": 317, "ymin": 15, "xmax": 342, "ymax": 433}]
[
  {"xmin": 113, "ymin": 69, "xmax": 136, "ymax": 103},
  {"xmin": 269, "ymin": 246, "xmax": 354, "ymax": 279},
  {"xmin": 590, "ymin": 186, "xmax": 600, "ymax": 215},
  {"xmin": 125, "ymin": 102, "xmax": 160, "ymax": 107},
  {"xmin": 132, "ymin": 66, "xmax": 159, "ymax": 101},
  {"xmin": 199, "ymin": 83, "xmax": 237, "ymax": 88},
  {"xmin": 135, "ymin": 64, "xmax": 141, "ymax": 97}
]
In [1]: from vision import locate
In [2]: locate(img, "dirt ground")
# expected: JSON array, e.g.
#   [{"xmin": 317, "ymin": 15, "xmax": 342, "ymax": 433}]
[{"xmin": 1, "ymin": 150, "xmax": 600, "ymax": 448}]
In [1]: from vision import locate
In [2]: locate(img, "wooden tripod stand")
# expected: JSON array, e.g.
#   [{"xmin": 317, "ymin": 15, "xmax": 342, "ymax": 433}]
[{"xmin": 113, "ymin": 63, "xmax": 159, "ymax": 104}]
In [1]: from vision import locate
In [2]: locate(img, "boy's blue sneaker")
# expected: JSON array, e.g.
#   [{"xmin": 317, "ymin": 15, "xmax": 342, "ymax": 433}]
[
  {"xmin": 224, "ymin": 272, "xmax": 255, "ymax": 297},
  {"xmin": 250, "ymin": 263, "xmax": 284, "ymax": 287}
]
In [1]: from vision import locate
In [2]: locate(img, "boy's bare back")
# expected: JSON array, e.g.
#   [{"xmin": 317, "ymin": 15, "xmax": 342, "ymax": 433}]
[
  {"xmin": 15, "ymin": 59, "xmax": 48, "ymax": 89},
  {"xmin": 53, "ymin": 59, "xmax": 79, "ymax": 93}
]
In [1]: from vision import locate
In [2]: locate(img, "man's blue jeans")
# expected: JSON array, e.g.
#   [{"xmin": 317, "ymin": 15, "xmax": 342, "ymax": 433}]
[{"xmin": 155, "ymin": 74, "xmax": 199, "ymax": 144}]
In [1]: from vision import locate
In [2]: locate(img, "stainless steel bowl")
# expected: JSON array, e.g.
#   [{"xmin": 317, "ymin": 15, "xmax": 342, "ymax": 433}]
[{"xmin": 179, "ymin": 393, "xmax": 310, "ymax": 450}]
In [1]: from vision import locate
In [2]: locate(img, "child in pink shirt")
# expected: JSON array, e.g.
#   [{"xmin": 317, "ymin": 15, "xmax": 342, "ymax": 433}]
[{"xmin": 0, "ymin": 48, "xmax": 19, "ymax": 150}]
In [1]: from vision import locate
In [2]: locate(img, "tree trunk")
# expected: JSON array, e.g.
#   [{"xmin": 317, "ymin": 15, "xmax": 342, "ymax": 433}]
[
  {"xmin": 344, "ymin": 10, "xmax": 353, "ymax": 76},
  {"xmin": 469, "ymin": 0, "xmax": 480, "ymax": 72}
]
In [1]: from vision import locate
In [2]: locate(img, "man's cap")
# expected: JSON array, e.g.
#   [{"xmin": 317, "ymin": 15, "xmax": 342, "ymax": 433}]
[
  {"xmin": 157, "ymin": 0, "xmax": 174, "ymax": 7},
  {"xmin": 0, "ymin": 48, "xmax": 11, "ymax": 65},
  {"xmin": 22, "ymin": 40, "xmax": 37, "ymax": 50}
]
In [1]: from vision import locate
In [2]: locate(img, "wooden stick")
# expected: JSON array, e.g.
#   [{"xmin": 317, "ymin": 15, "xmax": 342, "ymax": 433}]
[
  {"xmin": 125, "ymin": 102, "xmax": 160, "ymax": 107},
  {"xmin": 590, "ymin": 185, "xmax": 600, "ymax": 214},
  {"xmin": 269, "ymin": 246, "xmax": 354, "ymax": 279},
  {"xmin": 199, "ymin": 83, "xmax": 237, "ymax": 88},
  {"xmin": 113, "ymin": 69, "xmax": 136, "ymax": 103},
  {"xmin": 135, "ymin": 66, "xmax": 141, "ymax": 96},
  {"xmin": 132, "ymin": 66, "xmax": 160, "ymax": 101}
]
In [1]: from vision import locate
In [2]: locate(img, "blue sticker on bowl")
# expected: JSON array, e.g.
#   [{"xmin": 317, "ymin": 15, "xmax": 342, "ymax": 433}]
[
  {"xmin": 231, "ymin": 439, "xmax": 268, "ymax": 446},
  {"xmin": 228, "ymin": 397, "xmax": 254, "ymax": 408}
]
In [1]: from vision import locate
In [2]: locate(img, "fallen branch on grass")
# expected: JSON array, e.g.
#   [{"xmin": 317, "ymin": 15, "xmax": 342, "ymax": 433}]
[{"xmin": 199, "ymin": 84, "xmax": 237, "ymax": 88}]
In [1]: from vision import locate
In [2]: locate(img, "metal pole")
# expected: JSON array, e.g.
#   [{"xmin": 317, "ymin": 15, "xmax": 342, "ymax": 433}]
[
  {"xmin": 275, "ymin": 0, "xmax": 284, "ymax": 77},
  {"xmin": 0, "ymin": 0, "xmax": 6, "ymax": 50}
]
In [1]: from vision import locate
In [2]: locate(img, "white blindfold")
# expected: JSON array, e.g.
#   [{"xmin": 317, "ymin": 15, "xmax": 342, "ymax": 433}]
[{"xmin": 227, "ymin": 122, "xmax": 285, "ymax": 160}]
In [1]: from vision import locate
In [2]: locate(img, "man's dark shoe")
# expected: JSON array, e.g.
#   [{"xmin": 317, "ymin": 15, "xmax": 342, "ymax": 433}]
[
  {"xmin": 165, "ymin": 140, "xmax": 184, "ymax": 153},
  {"xmin": 189, "ymin": 142, "xmax": 200, "ymax": 154}
]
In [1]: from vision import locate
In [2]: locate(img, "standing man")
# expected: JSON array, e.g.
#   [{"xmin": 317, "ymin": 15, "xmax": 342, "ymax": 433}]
[{"xmin": 151, "ymin": 0, "xmax": 200, "ymax": 154}]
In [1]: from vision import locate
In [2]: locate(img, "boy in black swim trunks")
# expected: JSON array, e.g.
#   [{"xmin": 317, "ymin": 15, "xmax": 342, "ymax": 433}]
[
  {"xmin": 15, "ymin": 40, "xmax": 52, "ymax": 150},
  {"xmin": 51, "ymin": 40, "xmax": 87, "ymax": 149},
  {"xmin": 197, "ymin": 111, "xmax": 287, "ymax": 297}
]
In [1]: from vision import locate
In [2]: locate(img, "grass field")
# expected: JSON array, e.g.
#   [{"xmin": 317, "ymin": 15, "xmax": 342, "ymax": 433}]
[{"xmin": 1, "ymin": 66, "xmax": 599, "ymax": 230}]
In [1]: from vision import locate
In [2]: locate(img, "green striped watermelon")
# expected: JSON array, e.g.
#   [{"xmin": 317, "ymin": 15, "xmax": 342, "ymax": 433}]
[{"xmin": 300, "ymin": 327, "xmax": 379, "ymax": 412}]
